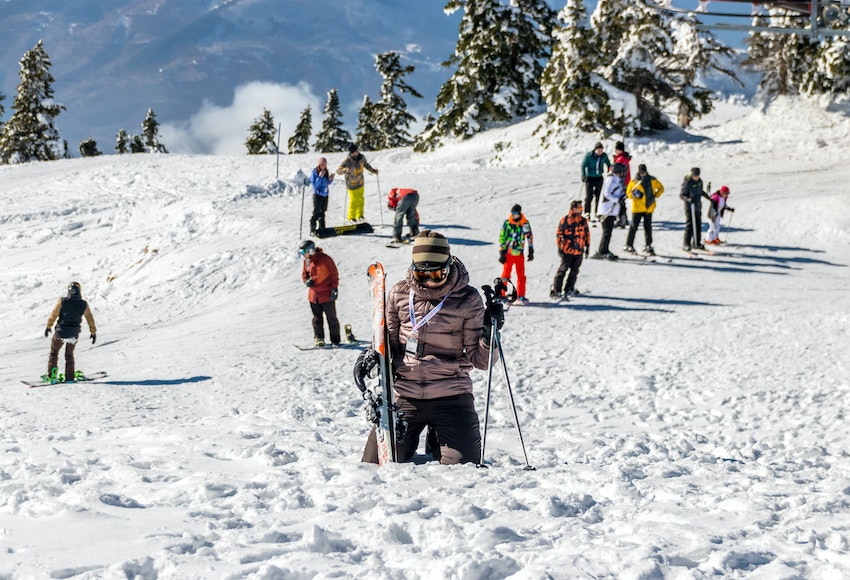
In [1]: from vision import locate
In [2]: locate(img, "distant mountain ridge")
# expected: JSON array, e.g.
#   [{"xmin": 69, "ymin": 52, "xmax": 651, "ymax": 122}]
[{"xmin": 0, "ymin": 1, "xmax": 461, "ymax": 151}]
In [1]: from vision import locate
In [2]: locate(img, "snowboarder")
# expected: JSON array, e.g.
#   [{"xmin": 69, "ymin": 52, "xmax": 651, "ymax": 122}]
[
  {"xmin": 300, "ymin": 239, "xmax": 341, "ymax": 347},
  {"xmin": 498, "ymin": 204, "xmax": 534, "ymax": 304},
  {"xmin": 309, "ymin": 157, "xmax": 335, "ymax": 236},
  {"xmin": 706, "ymin": 185, "xmax": 735, "ymax": 245},
  {"xmin": 552, "ymin": 200, "xmax": 590, "ymax": 299},
  {"xmin": 581, "ymin": 142, "xmax": 611, "ymax": 220},
  {"xmin": 591, "ymin": 163, "xmax": 626, "ymax": 260},
  {"xmin": 336, "ymin": 142, "xmax": 378, "ymax": 223},
  {"xmin": 624, "ymin": 163, "xmax": 664, "ymax": 255},
  {"xmin": 355, "ymin": 231, "xmax": 502, "ymax": 465},
  {"xmin": 680, "ymin": 167, "xmax": 707, "ymax": 251},
  {"xmin": 44, "ymin": 282, "xmax": 97, "ymax": 382},
  {"xmin": 387, "ymin": 187, "xmax": 420, "ymax": 243},
  {"xmin": 613, "ymin": 141, "xmax": 632, "ymax": 228}
]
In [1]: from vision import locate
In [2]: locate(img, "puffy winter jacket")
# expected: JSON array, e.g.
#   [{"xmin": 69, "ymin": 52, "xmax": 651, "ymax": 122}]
[
  {"xmin": 680, "ymin": 175, "xmax": 704, "ymax": 206},
  {"xmin": 386, "ymin": 257, "xmax": 491, "ymax": 400},
  {"xmin": 301, "ymin": 248, "xmax": 338, "ymax": 304},
  {"xmin": 336, "ymin": 153, "xmax": 376, "ymax": 190},
  {"xmin": 613, "ymin": 152, "xmax": 631, "ymax": 186},
  {"xmin": 626, "ymin": 175, "xmax": 664, "ymax": 213},
  {"xmin": 310, "ymin": 167, "xmax": 334, "ymax": 197},
  {"xmin": 556, "ymin": 213, "xmax": 590, "ymax": 255},
  {"xmin": 598, "ymin": 174, "xmax": 624, "ymax": 217}
]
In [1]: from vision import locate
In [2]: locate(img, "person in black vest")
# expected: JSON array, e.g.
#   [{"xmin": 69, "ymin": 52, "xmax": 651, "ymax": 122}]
[
  {"xmin": 680, "ymin": 167, "xmax": 707, "ymax": 251},
  {"xmin": 44, "ymin": 282, "xmax": 97, "ymax": 382}
]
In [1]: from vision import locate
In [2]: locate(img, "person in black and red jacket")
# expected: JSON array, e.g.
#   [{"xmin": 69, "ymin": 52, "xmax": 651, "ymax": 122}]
[
  {"xmin": 300, "ymin": 240, "xmax": 341, "ymax": 347},
  {"xmin": 551, "ymin": 200, "xmax": 590, "ymax": 299}
]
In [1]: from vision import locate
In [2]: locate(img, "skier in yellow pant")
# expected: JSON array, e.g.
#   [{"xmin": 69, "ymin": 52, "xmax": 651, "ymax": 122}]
[{"xmin": 337, "ymin": 142, "xmax": 378, "ymax": 222}]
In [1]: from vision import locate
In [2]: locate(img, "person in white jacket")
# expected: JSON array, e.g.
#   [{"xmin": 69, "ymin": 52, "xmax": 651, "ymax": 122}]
[{"xmin": 591, "ymin": 163, "xmax": 627, "ymax": 260}]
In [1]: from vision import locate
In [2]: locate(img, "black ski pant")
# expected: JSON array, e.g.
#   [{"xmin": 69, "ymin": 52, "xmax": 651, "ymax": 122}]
[
  {"xmin": 47, "ymin": 333, "xmax": 77, "ymax": 378},
  {"xmin": 310, "ymin": 300, "xmax": 340, "ymax": 343},
  {"xmin": 553, "ymin": 252, "xmax": 583, "ymax": 294},
  {"xmin": 597, "ymin": 215, "xmax": 616, "ymax": 255},
  {"xmin": 626, "ymin": 212, "xmax": 653, "ymax": 248},
  {"xmin": 310, "ymin": 194, "xmax": 328, "ymax": 233},
  {"xmin": 584, "ymin": 177, "xmax": 603, "ymax": 217},
  {"xmin": 617, "ymin": 197, "xmax": 628, "ymax": 226},
  {"xmin": 361, "ymin": 394, "xmax": 481, "ymax": 465},
  {"xmin": 393, "ymin": 192, "xmax": 420, "ymax": 241},
  {"xmin": 683, "ymin": 202, "xmax": 702, "ymax": 248}
]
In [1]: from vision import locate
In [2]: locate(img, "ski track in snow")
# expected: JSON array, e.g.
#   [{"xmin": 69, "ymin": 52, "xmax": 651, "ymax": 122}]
[{"xmin": 1, "ymin": 98, "xmax": 849, "ymax": 578}]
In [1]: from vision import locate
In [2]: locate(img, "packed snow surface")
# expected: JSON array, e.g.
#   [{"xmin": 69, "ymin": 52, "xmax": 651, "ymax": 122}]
[{"xmin": 1, "ymin": 98, "xmax": 849, "ymax": 578}]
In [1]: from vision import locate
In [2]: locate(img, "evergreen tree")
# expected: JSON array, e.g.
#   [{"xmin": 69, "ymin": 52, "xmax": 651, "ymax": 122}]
[
  {"xmin": 79, "ymin": 138, "xmax": 102, "ymax": 157},
  {"xmin": 355, "ymin": 96, "xmax": 382, "ymax": 151},
  {"xmin": 804, "ymin": 36, "xmax": 850, "ymax": 95},
  {"xmin": 142, "ymin": 108, "xmax": 168, "ymax": 153},
  {"xmin": 0, "ymin": 40, "xmax": 66, "ymax": 164},
  {"xmin": 670, "ymin": 17, "xmax": 741, "ymax": 127},
  {"xmin": 314, "ymin": 89, "xmax": 351, "ymax": 153},
  {"xmin": 417, "ymin": 0, "xmax": 555, "ymax": 151},
  {"xmin": 540, "ymin": 0, "xmax": 617, "ymax": 136},
  {"xmin": 744, "ymin": 12, "xmax": 817, "ymax": 98},
  {"xmin": 130, "ymin": 135, "xmax": 145, "ymax": 153},
  {"xmin": 371, "ymin": 52, "xmax": 423, "ymax": 149},
  {"xmin": 288, "ymin": 106, "xmax": 312, "ymax": 154},
  {"xmin": 0, "ymin": 91, "xmax": 5, "ymax": 130},
  {"xmin": 245, "ymin": 108, "xmax": 278, "ymax": 155},
  {"xmin": 116, "ymin": 129, "xmax": 129, "ymax": 154}
]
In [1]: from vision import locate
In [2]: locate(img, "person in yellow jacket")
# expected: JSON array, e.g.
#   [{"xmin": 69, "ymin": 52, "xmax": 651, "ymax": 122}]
[
  {"xmin": 44, "ymin": 282, "xmax": 97, "ymax": 382},
  {"xmin": 624, "ymin": 163, "xmax": 664, "ymax": 256},
  {"xmin": 336, "ymin": 142, "xmax": 378, "ymax": 222}
]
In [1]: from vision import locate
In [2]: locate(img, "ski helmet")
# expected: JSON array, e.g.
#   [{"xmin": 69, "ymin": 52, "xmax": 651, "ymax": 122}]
[
  {"xmin": 67, "ymin": 282, "xmax": 81, "ymax": 298},
  {"xmin": 298, "ymin": 240, "xmax": 316, "ymax": 256},
  {"xmin": 612, "ymin": 163, "xmax": 626, "ymax": 176},
  {"xmin": 720, "ymin": 185, "xmax": 730, "ymax": 195}
]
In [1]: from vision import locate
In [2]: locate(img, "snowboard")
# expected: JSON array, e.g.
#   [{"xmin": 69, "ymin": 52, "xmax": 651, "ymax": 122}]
[
  {"xmin": 315, "ymin": 222, "xmax": 374, "ymax": 238},
  {"xmin": 364, "ymin": 262, "xmax": 400, "ymax": 465},
  {"xmin": 24, "ymin": 371, "xmax": 108, "ymax": 388},
  {"xmin": 293, "ymin": 340, "xmax": 368, "ymax": 352}
]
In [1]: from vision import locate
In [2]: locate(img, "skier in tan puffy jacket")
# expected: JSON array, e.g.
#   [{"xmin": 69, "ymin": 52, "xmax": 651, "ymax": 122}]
[{"xmin": 356, "ymin": 231, "xmax": 504, "ymax": 465}]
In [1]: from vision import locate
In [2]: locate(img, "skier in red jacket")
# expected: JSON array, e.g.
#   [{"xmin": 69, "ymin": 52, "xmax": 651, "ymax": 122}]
[{"xmin": 300, "ymin": 240, "xmax": 340, "ymax": 347}]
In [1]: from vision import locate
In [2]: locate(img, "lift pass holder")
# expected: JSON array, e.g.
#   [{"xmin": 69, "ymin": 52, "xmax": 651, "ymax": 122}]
[{"xmin": 405, "ymin": 335, "xmax": 424, "ymax": 357}]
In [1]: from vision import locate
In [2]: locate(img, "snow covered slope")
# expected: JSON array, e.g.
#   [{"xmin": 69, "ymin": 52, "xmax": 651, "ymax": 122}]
[{"xmin": 1, "ymin": 98, "xmax": 849, "ymax": 578}]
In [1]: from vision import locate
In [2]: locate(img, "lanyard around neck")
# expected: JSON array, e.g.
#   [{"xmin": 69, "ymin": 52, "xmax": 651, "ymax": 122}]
[{"xmin": 409, "ymin": 290, "xmax": 447, "ymax": 333}]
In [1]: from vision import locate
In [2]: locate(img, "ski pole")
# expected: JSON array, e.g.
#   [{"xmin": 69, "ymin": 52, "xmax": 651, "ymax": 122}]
[
  {"xmin": 495, "ymin": 329, "xmax": 534, "ymax": 470},
  {"xmin": 690, "ymin": 201, "xmax": 699, "ymax": 248},
  {"xmin": 478, "ymin": 313, "xmax": 497, "ymax": 468},
  {"xmin": 376, "ymin": 173, "xmax": 385, "ymax": 227}
]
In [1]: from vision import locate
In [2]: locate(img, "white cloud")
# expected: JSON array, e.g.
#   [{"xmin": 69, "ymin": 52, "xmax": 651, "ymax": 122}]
[{"xmin": 161, "ymin": 81, "xmax": 320, "ymax": 155}]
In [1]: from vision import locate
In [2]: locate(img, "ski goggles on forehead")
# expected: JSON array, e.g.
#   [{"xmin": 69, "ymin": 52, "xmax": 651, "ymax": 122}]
[{"xmin": 410, "ymin": 261, "xmax": 451, "ymax": 284}]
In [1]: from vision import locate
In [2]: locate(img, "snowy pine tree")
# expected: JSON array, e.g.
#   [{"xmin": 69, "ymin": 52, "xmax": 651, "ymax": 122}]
[
  {"xmin": 130, "ymin": 135, "xmax": 145, "ymax": 153},
  {"xmin": 245, "ymin": 109, "xmax": 278, "ymax": 155},
  {"xmin": 116, "ymin": 129, "xmax": 129, "ymax": 154},
  {"xmin": 314, "ymin": 89, "xmax": 351, "ymax": 153},
  {"xmin": 804, "ymin": 36, "xmax": 850, "ymax": 95},
  {"xmin": 540, "ymin": 0, "xmax": 617, "ymax": 137},
  {"xmin": 744, "ymin": 12, "xmax": 817, "ymax": 98},
  {"xmin": 79, "ymin": 138, "xmax": 102, "ymax": 157},
  {"xmin": 670, "ymin": 17, "xmax": 741, "ymax": 128},
  {"xmin": 0, "ymin": 41, "xmax": 66, "ymax": 164},
  {"xmin": 355, "ymin": 96, "xmax": 382, "ymax": 151},
  {"xmin": 288, "ymin": 106, "xmax": 312, "ymax": 154},
  {"xmin": 371, "ymin": 52, "xmax": 423, "ymax": 149},
  {"xmin": 417, "ymin": 0, "xmax": 555, "ymax": 151},
  {"xmin": 142, "ymin": 108, "xmax": 168, "ymax": 153}
]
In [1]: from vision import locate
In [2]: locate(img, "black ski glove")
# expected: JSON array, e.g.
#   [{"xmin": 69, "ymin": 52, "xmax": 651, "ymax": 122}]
[
  {"xmin": 727, "ymin": 207, "xmax": 735, "ymax": 213},
  {"xmin": 353, "ymin": 349, "xmax": 380, "ymax": 393},
  {"xmin": 331, "ymin": 288, "xmax": 338, "ymax": 300},
  {"xmin": 584, "ymin": 248, "xmax": 590, "ymax": 258},
  {"xmin": 581, "ymin": 176, "xmax": 586, "ymax": 183},
  {"xmin": 528, "ymin": 247, "xmax": 534, "ymax": 261},
  {"xmin": 482, "ymin": 303, "xmax": 505, "ymax": 346},
  {"xmin": 91, "ymin": 333, "xmax": 96, "ymax": 344},
  {"xmin": 633, "ymin": 190, "xmax": 643, "ymax": 199},
  {"xmin": 305, "ymin": 278, "xmax": 314, "ymax": 287},
  {"xmin": 498, "ymin": 249, "xmax": 507, "ymax": 264},
  {"xmin": 44, "ymin": 328, "xmax": 51, "ymax": 337}
]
